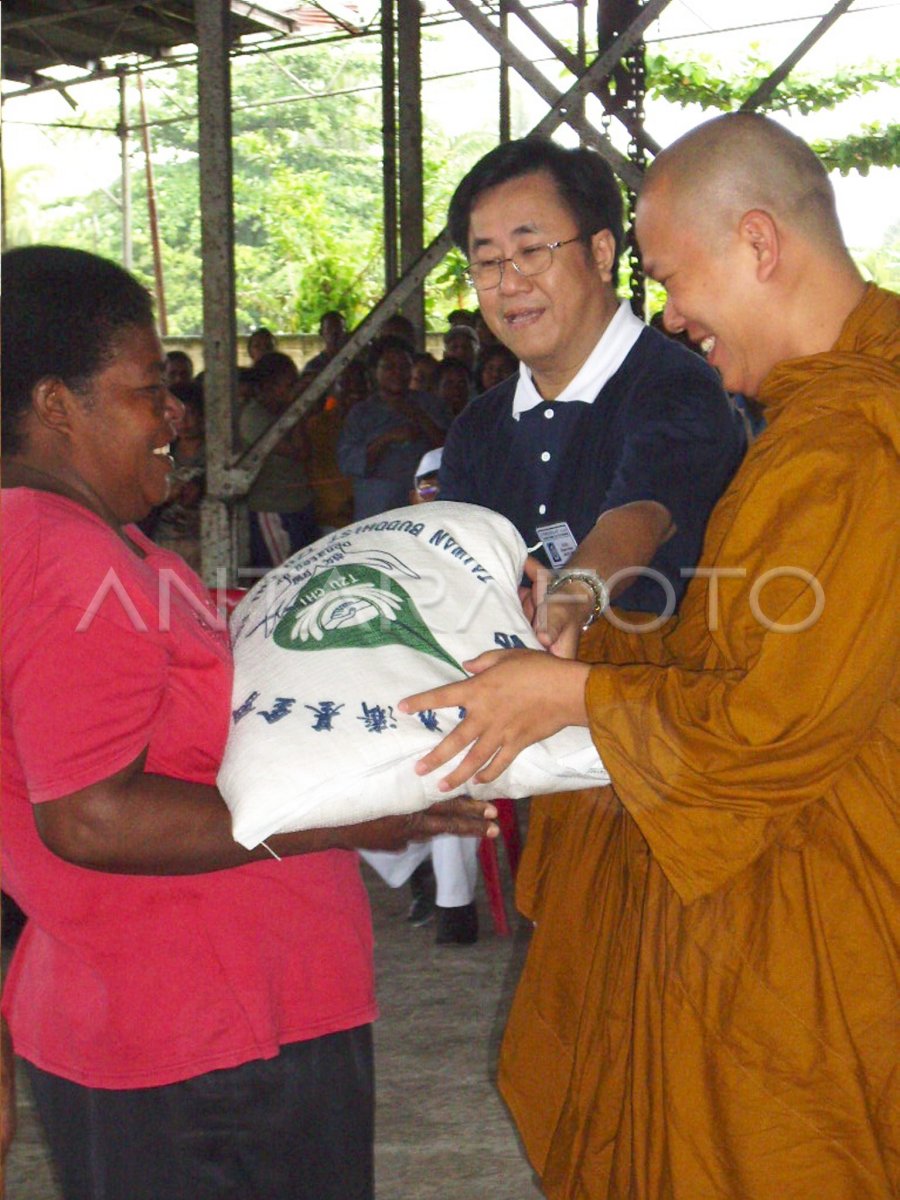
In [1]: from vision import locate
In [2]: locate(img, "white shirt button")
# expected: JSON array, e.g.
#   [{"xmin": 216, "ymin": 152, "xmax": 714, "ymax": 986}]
[
  {"xmin": 544, "ymin": 408, "xmax": 554, "ymax": 419},
  {"xmin": 538, "ymin": 504, "xmax": 547, "ymax": 515},
  {"xmin": 540, "ymin": 451, "xmax": 551, "ymax": 462}
]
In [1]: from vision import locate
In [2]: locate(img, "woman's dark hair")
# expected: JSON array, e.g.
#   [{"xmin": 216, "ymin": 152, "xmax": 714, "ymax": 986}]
[
  {"xmin": 368, "ymin": 334, "xmax": 415, "ymax": 371},
  {"xmin": 447, "ymin": 136, "xmax": 624, "ymax": 284},
  {"xmin": 1, "ymin": 244, "xmax": 154, "ymax": 454},
  {"xmin": 243, "ymin": 350, "xmax": 300, "ymax": 390},
  {"xmin": 476, "ymin": 343, "xmax": 519, "ymax": 391},
  {"xmin": 434, "ymin": 357, "xmax": 472, "ymax": 385}
]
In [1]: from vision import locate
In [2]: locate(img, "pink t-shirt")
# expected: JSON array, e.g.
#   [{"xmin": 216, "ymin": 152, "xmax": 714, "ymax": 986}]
[{"xmin": 1, "ymin": 489, "xmax": 376, "ymax": 1089}]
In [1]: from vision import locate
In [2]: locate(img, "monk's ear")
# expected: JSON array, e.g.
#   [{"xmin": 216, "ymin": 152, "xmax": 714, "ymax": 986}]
[
  {"xmin": 739, "ymin": 209, "xmax": 779, "ymax": 282},
  {"xmin": 590, "ymin": 230, "xmax": 617, "ymax": 284},
  {"xmin": 30, "ymin": 376, "xmax": 81, "ymax": 436}
]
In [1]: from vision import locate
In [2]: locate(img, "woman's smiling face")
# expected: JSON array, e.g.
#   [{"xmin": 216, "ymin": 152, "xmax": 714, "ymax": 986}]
[{"xmin": 67, "ymin": 323, "xmax": 184, "ymax": 523}]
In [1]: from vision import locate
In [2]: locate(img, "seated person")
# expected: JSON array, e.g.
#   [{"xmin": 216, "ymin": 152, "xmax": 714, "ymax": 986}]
[
  {"xmin": 247, "ymin": 326, "xmax": 276, "ymax": 364},
  {"xmin": 410, "ymin": 447, "xmax": 442, "ymax": 503},
  {"xmin": 410, "ymin": 351, "xmax": 439, "ymax": 395},
  {"xmin": 150, "ymin": 380, "xmax": 205, "ymax": 572},
  {"xmin": 306, "ymin": 360, "xmax": 369, "ymax": 533},
  {"xmin": 476, "ymin": 344, "xmax": 519, "ymax": 395},
  {"xmin": 337, "ymin": 337, "xmax": 450, "ymax": 520},
  {"xmin": 238, "ymin": 351, "xmax": 319, "ymax": 568},
  {"xmin": 305, "ymin": 311, "xmax": 348, "ymax": 377},
  {"xmin": 164, "ymin": 349, "xmax": 194, "ymax": 389},
  {"xmin": 433, "ymin": 357, "xmax": 473, "ymax": 418},
  {"xmin": 442, "ymin": 324, "xmax": 479, "ymax": 377}
]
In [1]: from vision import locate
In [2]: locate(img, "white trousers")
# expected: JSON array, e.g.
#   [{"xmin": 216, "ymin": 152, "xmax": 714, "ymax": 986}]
[{"xmin": 360, "ymin": 834, "xmax": 479, "ymax": 908}]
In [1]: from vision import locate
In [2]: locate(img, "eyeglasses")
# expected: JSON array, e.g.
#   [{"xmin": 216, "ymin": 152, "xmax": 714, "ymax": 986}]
[{"xmin": 465, "ymin": 236, "xmax": 584, "ymax": 291}]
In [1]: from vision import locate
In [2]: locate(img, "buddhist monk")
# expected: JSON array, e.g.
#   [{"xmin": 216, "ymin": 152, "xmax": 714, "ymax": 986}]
[{"xmin": 401, "ymin": 113, "xmax": 899, "ymax": 1198}]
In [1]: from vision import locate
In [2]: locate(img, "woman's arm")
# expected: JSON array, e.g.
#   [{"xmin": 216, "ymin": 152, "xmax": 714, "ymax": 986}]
[{"xmin": 33, "ymin": 747, "xmax": 498, "ymax": 875}]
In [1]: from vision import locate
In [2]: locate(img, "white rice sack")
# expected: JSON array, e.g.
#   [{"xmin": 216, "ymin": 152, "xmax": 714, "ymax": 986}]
[{"xmin": 218, "ymin": 502, "xmax": 609, "ymax": 848}]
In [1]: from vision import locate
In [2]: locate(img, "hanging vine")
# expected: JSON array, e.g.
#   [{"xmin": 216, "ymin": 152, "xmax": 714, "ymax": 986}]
[{"xmin": 645, "ymin": 51, "xmax": 899, "ymax": 174}]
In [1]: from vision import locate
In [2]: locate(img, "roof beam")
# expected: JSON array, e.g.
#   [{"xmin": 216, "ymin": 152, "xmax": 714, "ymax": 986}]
[
  {"xmin": 229, "ymin": 2, "xmax": 297, "ymax": 36},
  {"xmin": 741, "ymin": 0, "xmax": 856, "ymax": 112}
]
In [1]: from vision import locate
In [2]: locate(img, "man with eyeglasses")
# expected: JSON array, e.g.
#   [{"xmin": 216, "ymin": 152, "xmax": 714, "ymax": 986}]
[
  {"xmin": 441, "ymin": 135, "xmax": 743, "ymax": 640},
  {"xmin": 367, "ymin": 137, "xmax": 743, "ymax": 946},
  {"xmin": 412, "ymin": 137, "xmax": 743, "ymax": 945}
]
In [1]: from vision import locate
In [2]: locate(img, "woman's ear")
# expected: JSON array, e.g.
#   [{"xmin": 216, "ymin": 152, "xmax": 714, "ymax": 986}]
[{"xmin": 31, "ymin": 376, "xmax": 78, "ymax": 436}]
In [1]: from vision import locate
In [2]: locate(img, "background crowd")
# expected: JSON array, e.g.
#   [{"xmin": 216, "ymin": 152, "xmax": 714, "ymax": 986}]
[{"xmin": 147, "ymin": 306, "xmax": 521, "ymax": 575}]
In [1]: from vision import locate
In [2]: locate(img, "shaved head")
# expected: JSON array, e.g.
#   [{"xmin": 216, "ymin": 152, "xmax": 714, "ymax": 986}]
[
  {"xmin": 642, "ymin": 113, "xmax": 845, "ymax": 251},
  {"xmin": 635, "ymin": 114, "xmax": 865, "ymax": 397}
]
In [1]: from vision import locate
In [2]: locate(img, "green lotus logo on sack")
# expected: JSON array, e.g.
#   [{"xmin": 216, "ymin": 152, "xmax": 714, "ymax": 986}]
[{"xmin": 272, "ymin": 562, "xmax": 463, "ymax": 673}]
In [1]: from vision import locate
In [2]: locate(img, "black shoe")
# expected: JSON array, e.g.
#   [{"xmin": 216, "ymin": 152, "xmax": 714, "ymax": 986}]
[
  {"xmin": 435, "ymin": 901, "xmax": 478, "ymax": 945},
  {"xmin": 406, "ymin": 860, "xmax": 436, "ymax": 926}
]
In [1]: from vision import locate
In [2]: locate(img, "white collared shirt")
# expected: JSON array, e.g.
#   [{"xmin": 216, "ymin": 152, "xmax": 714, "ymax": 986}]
[{"xmin": 511, "ymin": 299, "xmax": 645, "ymax": 420}]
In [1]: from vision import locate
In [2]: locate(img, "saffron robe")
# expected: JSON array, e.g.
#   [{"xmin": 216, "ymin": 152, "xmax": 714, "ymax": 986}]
[{"xmin": 499, "ymin": 285, "xmax": 900, "ymax": 1199}]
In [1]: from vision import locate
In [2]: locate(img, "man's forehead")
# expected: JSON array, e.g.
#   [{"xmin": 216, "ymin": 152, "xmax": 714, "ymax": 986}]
[{"xmin": 468, "ymin": 171, "xmax": 565, "ymax": 244}]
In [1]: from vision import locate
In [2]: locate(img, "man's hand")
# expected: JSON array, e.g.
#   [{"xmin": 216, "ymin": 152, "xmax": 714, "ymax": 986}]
[
  {"xmin": 528, "ymin": 502, "xmax": 675, "ymax": 657},
  {"xmin": 400, "ymin": 648, "xmax": 591, "ymax": 792},
  {"xmin": 335, "ymin": 797, "xmax": 499, "ymax": 852},
  {"xmin": 534, "ymin": 577, "xmax": 594, "ymax": 659}
]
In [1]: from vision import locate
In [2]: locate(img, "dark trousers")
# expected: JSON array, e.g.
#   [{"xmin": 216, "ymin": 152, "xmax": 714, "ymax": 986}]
[
  {"xmin": 249, "ymin": 503, "xmax": 320, "ymax": 569},
  {"xmin": 24, "ymin": 1026, "xmax": 374, "ymax": 1200}
]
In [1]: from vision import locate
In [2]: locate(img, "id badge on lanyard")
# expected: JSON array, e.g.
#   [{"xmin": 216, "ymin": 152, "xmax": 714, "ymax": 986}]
[{"xmin": 534, "ymin": 521, "xmax": 577, "ymax": 568}]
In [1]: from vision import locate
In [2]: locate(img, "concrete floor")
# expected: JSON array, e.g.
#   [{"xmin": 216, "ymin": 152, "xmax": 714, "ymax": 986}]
[{"xmin": 4, "ymin": 834, "xmax": 543, "ymax": 1199}]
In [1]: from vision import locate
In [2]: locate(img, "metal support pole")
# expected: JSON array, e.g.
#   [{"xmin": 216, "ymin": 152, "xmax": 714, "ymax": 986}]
[
  {"xmin": 397, "ymin": 0, "xmax": 424, "ymax": 345},
  {"xmin": 118, "ymin": 68, "xmax": 132, "ymax": 269},
  {"xmin": 576, "ymin": 0, "xmax": 587, "ymax": 142},
  {"xmin": 445, "ymin": 0, "xmax": 662, "ymax": 189},
  {"xmin": 0, "ymin": 101, "xmax": 6, "ymax": 251},
  {"xmin": 598, "ymin": 0, "xmax": 648, "ymax": 314},
  {"xmin": 502, "ymin": 0, "xmax": 661, "ymax": 154},
  {"xmin": 381, "ymin": 0, "xmax": 398, "ymax": 291},
  {"xmin": 137, "ymin": 71, "xmax": 167, "ymax": 333},
  {"xmin": 196, "ymin": 0, "xmax": 240, "ymax": 585},
  {"xmin": 741, "ymin": 0, "xmax": 856, "ymax": 112},
  {"xmin": 499, "ymin": 0, "xmax": 511, "ymax": 142}
]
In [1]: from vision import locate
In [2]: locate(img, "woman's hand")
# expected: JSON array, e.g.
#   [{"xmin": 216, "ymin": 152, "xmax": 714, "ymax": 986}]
[
  {"xmin": 399, "ymin": 649, "xmax": 591, "ymax": 792},
  {"xmin": 333, "ymin": 796, "xmax": 500, "ymax": 852}
]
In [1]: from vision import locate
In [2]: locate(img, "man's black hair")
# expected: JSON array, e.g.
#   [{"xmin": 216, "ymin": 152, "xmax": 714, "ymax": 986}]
[
  {"xmin": 1, "ymin": 244, "xmax": 154, "ymax": 455},
  {"xmin": 244, "ymin": 350, "xmax": 300, "ymax": 388},
  {"xmin": 447, "ymin": 136, "xmax": 624, "ymax": 284}
]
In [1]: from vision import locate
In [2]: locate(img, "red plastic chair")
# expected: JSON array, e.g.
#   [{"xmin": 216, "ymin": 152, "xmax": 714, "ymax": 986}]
[{"xmin": 477, "ymin": 798, "xmax": 522, "ymax": 936}]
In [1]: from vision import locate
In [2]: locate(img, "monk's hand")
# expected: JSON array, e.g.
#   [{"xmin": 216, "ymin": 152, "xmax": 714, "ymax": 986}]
[
  {"xmin": 533, "ymin": 577, "xmax": 594, "ymax": 660},
  {"xmin": 336, "ymin": 797, "xmax": 499, "ymax": 852},
  {"xmin": 400, "ymin": 649, "xmax": 591, "ymax": 791}
]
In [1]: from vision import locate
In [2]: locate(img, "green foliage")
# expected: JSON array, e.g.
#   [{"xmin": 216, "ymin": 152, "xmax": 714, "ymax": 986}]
[
  {"xmin": 421, "ymin": 125, "xmax": 494, "ymax": 322},
  {"xmin": 646, "ymin": 49, "xmax": 899, "ymax": 114},
  {"xmin": 854, "ymin": 219, "xmax": 900, "ymax": 290},
  {"xmin": 430, "ymin": 246, "xmax": 473, "ymax": 314},
  {"xmin": 13, "ymin": 38, "xmax": 897, "ymax": 334},
  {"xmin": 646, "ymin": 50, "xmax": 900, "ymax": 176},
  {"xmin": 811, "ymin": 123, "xmax": 900, "ymax": 175}
]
